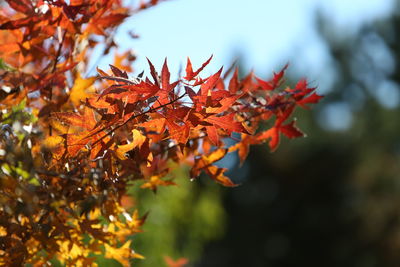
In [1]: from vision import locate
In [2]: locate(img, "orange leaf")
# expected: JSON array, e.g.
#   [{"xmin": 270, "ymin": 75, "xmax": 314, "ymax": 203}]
[
  {"xmin": 191, "ymin": 148, "xmax": 225, "ymax": 172},
  {"xmin": 205, "ymin": 165, "xmax": 237, "ymax": 187},
  {"xmin": 184, "ymin": 55, "xmax": 213, "ymax": 81},
  {"xmin": 164, "ymin": 256, "xmax": 189, "ymax": 267},
  {"xmin": 206, "ymin": 125, "xmax": 219, "ymax": 146},
  {"xmin": 166, "ymin": 121, "xmax": 190, "ymax": 145},
  {"xmin": 228, "ymin": 67, "xmax": 240, "ymax": 93},
  {"xmin": 161, "ymin": 58, "xmax": 170, "ymax": 90},
  {"xmin": 52, "ymin": 113, "xmax": 87, "ymax": 130},
  {"xmin": 0, "ymin": 43, "xmax": 20, "ymax": 55},
  {"xmin": 257, "ymin": 127, "xmax": 280, "ymax": 151},
  {"xmin": 228, "ymin": 134, "xmax": 258, "ymax": 164},
  {"xmin": 200, "ymin": 67, "xmax": 223, "ymax": 95},
  {"xmin": 205, "ymin": 113, "xmax": 248, "ymax": 134},
  {"xmin": 5, "ymin": 0, "xmax": 33, "ymax": 14}
]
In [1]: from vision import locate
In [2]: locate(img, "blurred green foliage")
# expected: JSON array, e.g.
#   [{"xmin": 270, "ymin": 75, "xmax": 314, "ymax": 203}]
[
  {"xmin": 0, "ymin": 99, "xmax": 39, "ymax": 185},
  {"xmin": 128, "ymin": 166, "xmax": 226, "ymax": 267}
]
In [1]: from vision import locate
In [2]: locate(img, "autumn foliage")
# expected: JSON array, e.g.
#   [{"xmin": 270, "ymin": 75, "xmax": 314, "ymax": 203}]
[{"xmin": 0, "ymin": 0, "xmax": 322, "ymax": 266}]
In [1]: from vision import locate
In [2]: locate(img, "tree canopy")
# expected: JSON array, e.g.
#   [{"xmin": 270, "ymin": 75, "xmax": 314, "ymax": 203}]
[{"xmin": 0, "ymin": 0, "xmax": 321, "ymax": 265}]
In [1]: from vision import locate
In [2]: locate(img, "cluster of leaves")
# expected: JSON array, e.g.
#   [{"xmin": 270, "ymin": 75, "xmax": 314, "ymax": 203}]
[{"xmin": 0, "ymin": 0, "xmax": 322, "ymax": 266}]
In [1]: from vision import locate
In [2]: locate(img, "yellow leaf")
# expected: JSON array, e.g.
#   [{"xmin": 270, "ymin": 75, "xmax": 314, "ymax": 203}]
[
  {"xmin": 141, "ymin": 175, "xmax": 175, "ymax": 192},
  {"xmin": 190, "ymin": 149, "xmax": 237, "ymax": 187},
  {"xmin": 133, "ymin": 252, "xmax": 145, "ymax": 260},
  {"xmin": 132, "ymin": 129, "xmax": 146, "ymax": 148},
  {"xmin": 70, "ymin": 73, "xmax": 96, "ymax": 106},
  {"xmin": 50, "ymin": 120, "xmax": 69, "ymax": 134},
  {"xmin": 42, "ymin": 135, "xmax": 65, "ymax": 160},
  {"xmin": 204, "ymin": 148, "xmax": 227, "ymax": 164},
  {"xmin": 57, "ymin": 240, "xmax": 89, "ymax": 263},
  {"xmin": 104, "ymin": 240, "xmax": 141, "ymax": 266},
  {"xmin": 43, "ymin": 135, "xmax": 64, "ymax": 149},
  {"xmin": 0, "ymin": 226, "xmax": 6, "ymax": 236},
  {"xmin": 22, "ymin": 41, "xmax": 30, "ymax": 49},
  {"xmin": 147, "ymin": 152, "xmax": 153, "ymax": 167},
  {"xmin": 116, "ymin": 142, "xmax": 135, "ymax": 160},
  {"xmin": 115, "ymin": 129, "xmax": 146, "ymax": 160},
  {"xmin": 194, "ymin": 148, "xmax": 228, "ymax": 170}
]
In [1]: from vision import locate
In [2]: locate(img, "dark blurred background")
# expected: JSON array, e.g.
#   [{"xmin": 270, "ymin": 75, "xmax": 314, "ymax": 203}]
[
  {"xmin": 126, "ymin": 1, "xmax": 400, "ymax": 267},
  {"xmin": 196, "ymin": 2, "xmax": 400, "ymax": 267}
]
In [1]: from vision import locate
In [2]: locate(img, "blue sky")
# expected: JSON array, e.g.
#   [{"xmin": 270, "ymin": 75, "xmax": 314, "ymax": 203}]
[{"xmin": 105, "ymin": 0, "xmax": 396, "ymax": 94}]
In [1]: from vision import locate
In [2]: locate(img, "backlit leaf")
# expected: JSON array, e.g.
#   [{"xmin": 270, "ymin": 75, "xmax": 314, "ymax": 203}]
[
  {"xmin": 184, "ymin": 55, "xmax": 213, "ymax": 81},
  {"xmin": 200, "ymin": 67, "xmax": 223, "ymax": 95},
  {"xmin": 70, "ymin": 74, "xmax": 96, "ymax": 106}
]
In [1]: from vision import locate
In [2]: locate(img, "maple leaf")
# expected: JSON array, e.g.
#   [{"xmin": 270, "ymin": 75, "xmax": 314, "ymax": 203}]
[
  {"xmin": 280, "ymin": 120, "xmax": 304, "ymax": 138},
  {"xmin": 206, "ymin": 125, "xmax": 220, "ymax": 146},
  {"xmin": 51, "ymin": 107, "xmax": 109, "ymax": 159},
  {"xmin": 256, "ymin": 118, "xmax": 304, "ymax": 152},
  {"xmin": 115, "ymin": 129, "xmax": 146, "ymax": 160},
  {"xmin": 42, "ymin": 135, "xmax": 66, "ymax": 160},
  {"xmin": 87, "ymin": 12, "xmax": 129, "ymax": 35},
  {"xmin": 256, "ymin": 127, "xmax": 280, "ymax": 151},
  {"xmin": 104, "ymin": 240, "xmax": 144, "ymax": 266},
  {"xmin": 297, "ymin": 93, "xmax": 323, "ymax": 108},
  {"xmin": 239, "ymin": 70, "xmax": 256, "ymax": 92},
  {"xmin": 285, "ymin": 79, "xmax": 323, "ymax": 108},
  {"xmin": 255, "ymin": 64, "xmax": 288, "ymax": 91},
  {"xmin": 190, "ymin": 149, "xmax": 238, "ymax": 187},
  {"xmin": 205, "ymin": 165, "xmax": 237, "ymax": 187},
  {"xmin": 272, "ymin": 64, "xmax": 289, "ymax": 85},
  {"xmin": 146, "ymin": 57, "xmax": 160, "ymax": 87},
  {"xmin": 205, "ymin": 113, "xmax": 248, "ymax": 134},
  {"xmin": 205, "ymin": 93, "xmax": 241, "ymax": 114},
  {"xmin": 5, "ymin": 0, "xmax": 33, "ymax": 14},
  {"xmin": 184, "ymin": 55, "xmax": 213, "ymax": 81},
  {"xmin": 141, "ymin": 174, "xmax": 176, "ymax": 192},
  {"xmin": 228, "ymin": 67, "xmax": 240, "ymax": 93},
  {"xmin": 113, "ymin": 51, "xmax": 134, "ymax": 73},
  {"xmin": 109, "ymin": 64, "xmax": 128, "ymax": 78},
  {"xmin": 0, "ymin": 16, "xmax": 42, "ymax": 30},
  {"xmin": 79, "ymin": 219, "xmax": 111, "ymax": 243},
  {"xmin": 200, "ymin": 67, "xmax": 223, "ymax": 96},
  {"xmin": 161, "ymin": 58, "xmax": 171, "ymax": 90},
  {"xmin": 228, "ymin": 134, "xmax": 260, "ymax": 165},
  {"xmin": 97, "ymin": 80, "xmax": 159, "ymax": 104},
  {"xmin": 165, "ymin": 119, "xmax": 190, "ymax": 145},
  {"xmin": 154, "ymin": 58, "xmax": 180, "ymax": 105},
  {"xmin": 69, "ymin": 73, "xmax": 96, "ymax": 106},
  {"xmin": 138, "ymin": 117, "xmax": 166, "ymax": 142},
  {"xmin": 57, "ymin": 241, "xmax": 88, "ymax": 263},
  {"xmin": 86, "ymin": 96, "xmax": 119, "ymax": 114}
]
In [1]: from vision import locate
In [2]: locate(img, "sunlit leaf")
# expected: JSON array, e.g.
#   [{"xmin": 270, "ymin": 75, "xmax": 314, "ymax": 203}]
[{"xmin": 70, "ymin": 74, "xmax": 96, "ymax": 106}]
